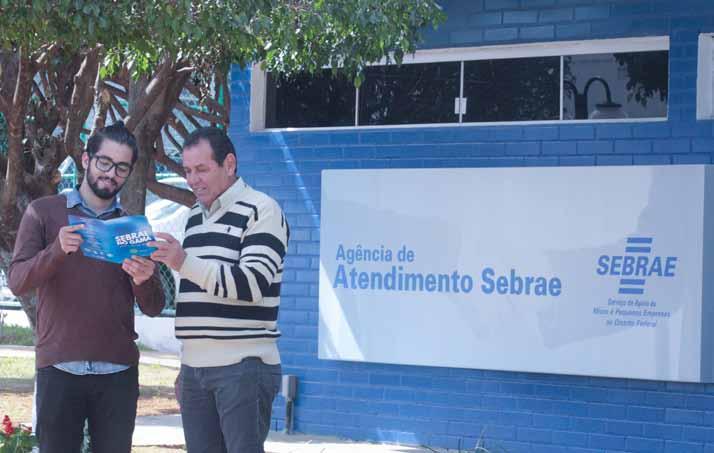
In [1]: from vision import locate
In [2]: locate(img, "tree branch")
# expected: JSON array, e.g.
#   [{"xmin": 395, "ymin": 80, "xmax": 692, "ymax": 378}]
[
  {"xmin": 174, "ymin": 100, "xmax": 224, "ymax": 124},
  {"xmin": 164, "ymin": 125, "xmax": 185, "ymax": 154},
  {"xmin": 2, "ymin": 49, "xmax": 33, "ymax": 210},
  {"xmin": 218, "ymin": 70, "xmax": 231, "ymax": 126},
  {"xmin": 154, "ymin": 130, "xmax": 185, "ymax": 176},
  {"xmin": 109, "ymin": 92, "xmax": 128, "ymax": 118},
  {"xmin": 0, "ymin": 51, "xmax": 18, "ymax": 116},
  {"xmin": 184, "ymin": 79, "xmax": 227, "ymax": 117},
  {"xmin": 146, "ymin": 180, "xmax": 195, "ymax": 207},
  {"xmin": 64, "ymin": 46, "xmax": 102, "ymax": 159},
  {"xmin": 124, "ymin": 58, "xmax": 176, "ymax": 132}
]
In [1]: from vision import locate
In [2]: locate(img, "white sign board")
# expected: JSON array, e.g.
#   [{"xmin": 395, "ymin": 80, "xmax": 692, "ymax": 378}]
[{"xmin": 318, "ymin": 165, "xmax": 714, "ymax": 382}]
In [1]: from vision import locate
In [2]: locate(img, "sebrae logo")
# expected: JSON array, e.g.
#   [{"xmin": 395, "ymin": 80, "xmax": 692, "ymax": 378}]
[{"xmin": 596, "ymin": 237, "xmax": 677, "ymax": 295}]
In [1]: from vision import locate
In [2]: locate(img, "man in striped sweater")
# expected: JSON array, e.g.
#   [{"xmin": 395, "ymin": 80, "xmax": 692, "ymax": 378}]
[{"xmin": 150, "ymin": 127, "xmax": 289, "ymax": 453}]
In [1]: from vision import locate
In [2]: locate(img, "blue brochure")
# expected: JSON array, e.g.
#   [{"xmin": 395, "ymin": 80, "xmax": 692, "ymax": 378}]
[{"xmin": 68, "ymin": 215, "xmax": 156, "ymax": 264}]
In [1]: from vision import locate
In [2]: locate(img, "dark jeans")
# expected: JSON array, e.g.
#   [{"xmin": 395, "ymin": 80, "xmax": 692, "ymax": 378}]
[
  {"xmin": 36, "ymin": 365, "xmax": 139, "ymax": 453},
  {"xmin": 180, "ymin": 358, "xmax": 281, "ymax": 453}
]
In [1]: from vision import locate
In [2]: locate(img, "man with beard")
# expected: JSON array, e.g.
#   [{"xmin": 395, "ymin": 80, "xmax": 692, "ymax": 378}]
[{"xmin": 8, "ymin": 121, "xmax": 165, "ymax": 453}]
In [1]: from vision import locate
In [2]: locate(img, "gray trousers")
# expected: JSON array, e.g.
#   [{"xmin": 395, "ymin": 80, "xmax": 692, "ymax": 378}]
[{"xmin": 179, "ymin": 358, "xmax": 281, "ymax": 453}]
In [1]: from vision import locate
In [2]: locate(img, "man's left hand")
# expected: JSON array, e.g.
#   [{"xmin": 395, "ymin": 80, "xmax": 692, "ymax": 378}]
[
  {"xmin": 122, "ymin": 256, "xmax": 156, "ymax": 286},
  {"xmin": 149, "ymin": 232, "xmax": 187, "ymax": 271}
]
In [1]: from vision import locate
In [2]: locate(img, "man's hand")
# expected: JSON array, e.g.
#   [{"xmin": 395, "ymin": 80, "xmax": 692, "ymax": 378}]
[
  {"xmin": 149, "ymin": 232, "xmax": 187, "ymax": 271},
  {"xmin": 122, "ymin": 256, "xmax": 156, "ymax": 286},
  {"xmin": 58, "ymin": 224, "xmax": 85, "ymax": 254}
]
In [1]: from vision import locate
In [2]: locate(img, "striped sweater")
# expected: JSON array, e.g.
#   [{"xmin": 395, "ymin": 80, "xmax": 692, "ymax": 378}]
[{"xmin": 175, "ymin": 178, "xmax": 289, "ymax": 367}]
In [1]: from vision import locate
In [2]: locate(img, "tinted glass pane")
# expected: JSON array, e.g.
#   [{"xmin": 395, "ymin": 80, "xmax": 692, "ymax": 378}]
[
  {"xmin": 563, "ymin": 51, "xmax": 668, "ymax": 120},
  {"xmin": 462, "ymin": 57, "xmax": 560, "ymax": 123},
  {"xmin": 266, "ymin": 70, "xmax": 355, "ymax": 128},
  {"xmin": 358, "ymin": 62, "xmax": 460, "ymax": 125}
]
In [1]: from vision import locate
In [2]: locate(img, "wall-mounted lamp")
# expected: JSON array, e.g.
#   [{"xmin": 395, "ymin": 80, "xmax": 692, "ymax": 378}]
[{"xmin": 564, "ymin": 77, "xmax": 626, "ymax": 120}]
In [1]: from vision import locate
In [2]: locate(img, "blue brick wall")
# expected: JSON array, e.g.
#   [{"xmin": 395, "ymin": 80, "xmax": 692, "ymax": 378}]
[{"xmin": 228, "ymin": 1, "xmax": 714, "ymax": 451}]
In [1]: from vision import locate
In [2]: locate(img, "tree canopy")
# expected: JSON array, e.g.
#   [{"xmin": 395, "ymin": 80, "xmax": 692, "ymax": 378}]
[{"xmin": 0, "ymin": 0, "xmax": 445, "ymax": 327}]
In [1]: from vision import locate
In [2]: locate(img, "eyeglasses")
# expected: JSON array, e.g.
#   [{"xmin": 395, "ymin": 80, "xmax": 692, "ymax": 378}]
[{"xmin": 92, "ymin": 155, "xmax": 133, "ymax": 178}]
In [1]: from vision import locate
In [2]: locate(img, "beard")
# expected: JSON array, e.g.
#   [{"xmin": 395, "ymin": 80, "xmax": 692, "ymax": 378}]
[{"xmin": 87, "ymin": 167, "xmax": 123, "ymax": 200}]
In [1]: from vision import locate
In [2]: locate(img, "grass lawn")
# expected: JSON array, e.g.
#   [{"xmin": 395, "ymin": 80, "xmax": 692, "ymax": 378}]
[
  {"xmin": 0, "ymin": 324, "xmax": 34, "ymax": 346},
  {"xmin": 0, "ymin": 356, "xmax": 180, "ymax": 423}
]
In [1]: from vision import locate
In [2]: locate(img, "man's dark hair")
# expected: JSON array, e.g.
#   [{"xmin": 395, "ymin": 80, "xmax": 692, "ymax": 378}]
[
  {"xmin": 85, "ymin": 121, "xmax": 139, "ymax": 164},
  {"xmin": 183, "ymin": 127, "xmax": 236, "ymax": 166}
]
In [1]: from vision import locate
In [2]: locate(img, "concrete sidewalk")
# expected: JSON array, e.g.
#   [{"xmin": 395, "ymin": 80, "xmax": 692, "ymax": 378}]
[
  {"xmin": 1, "ymin": 345, "xmax": 448, "ymax": 452},
  {"xmin": 133, "ymin": 414, "xmax": 440, "ymax": 452}
]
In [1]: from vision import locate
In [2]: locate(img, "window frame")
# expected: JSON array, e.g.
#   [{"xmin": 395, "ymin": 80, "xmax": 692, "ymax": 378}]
[
  {"xmin": 251, "ymin": 36, "xmax": 670, "ymax": 132},
  {"xmin": 697, "ymin": 33, "xmax": 714, "ymax": 120}
]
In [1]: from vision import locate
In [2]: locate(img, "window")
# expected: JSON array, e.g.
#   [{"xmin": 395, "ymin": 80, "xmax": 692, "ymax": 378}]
[
  {"xmin": 265, "ymin": 69, "xmax": 355, "ymax": 128},
  {"xmin": 563, "ymin": 51, "xmax": 668, "ymax": 120},
  {"xmin": 252, "ymin": 36, "xmax": 669, "ymax": 130},
  {"xmin": 697, "ymin": 33, "xmax": 714, "ymax": 120},
  {"xmin": 358, "ymin": 62, "xmax": 460, "ymax": 125},
  {"xmin": 463, "ymin": 57, "xmax": 560, "ymax": 123}
]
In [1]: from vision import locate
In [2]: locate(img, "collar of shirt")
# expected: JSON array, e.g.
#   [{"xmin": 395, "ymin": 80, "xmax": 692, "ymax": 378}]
[
  {"xmin": 200, "ymin": 177, "xmax": 248, "ymax": 218},
  {"xmin": 65, "ymin": 187, "xmax": 122, "ymax": 218}
]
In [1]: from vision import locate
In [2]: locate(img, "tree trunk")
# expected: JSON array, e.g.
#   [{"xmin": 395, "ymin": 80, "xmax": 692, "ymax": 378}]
[{"xmin": 122, "ymin": 77, "xmax": 151, "ymax": 215}]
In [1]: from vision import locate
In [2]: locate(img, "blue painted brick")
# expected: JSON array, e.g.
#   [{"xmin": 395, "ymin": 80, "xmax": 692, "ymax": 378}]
[
  {"xmin": 557, "ymin": 23, "xmax": 591, "ymax": 38},
  {"xmin": 484, "ymin": 27, "xmax": 519, "ymax": 41},
  {"xmin": 688, "ymin": 396, "xmax": 714, "ymax": 411},
  {"xmin": 506, "ymin": 142, "xmax": 541, "ymax": 155},
  {"xmin": 626, "ymin": 437, "xmax": 665, "ymax": 453},
  {"xmin": 504, "ymin": 10, "xmax": 538, "ymax": 24},
  {"xmin": 588, "ymin": 403, "xmax": 627, "ymax": 419},
  {"xmin": 534, "ymin": 384, "xmax": 572, "ymax": 399},
  {"xmin": 575, "ymin": 5, "xmax": 610, "ymax": 20},
  {"xmin": 560, "ymin": 125, "xmax": 595, "ymax": 140},
  {"xmin": 597, "ymin": 154, "xmax": 633, "ymax": 165},
  {"xmin": 647, "ymin": 392, "xmax": 687, "ymax": 408},
  {"xmin": 589, "ymin": 433, "xmax": 626, "ymax": 450},
  {"xmin": 359, "ymin": 132, "xmax": 391, "ymax": 145},
  {"xmin": 539, "ymin": 8, "xmax": 574, "ymax": 23},
  {"xmin": 665, "ymin": 441, "xmax": 704, "ymax": 453},
  {"xmin": 517, "ymin": 427, "xmax": 551, "ymax": 443},
  {"xmin": 385, "ymin": 389, "xmax": 414, "ymax": 402},
  {"xmin": 552, "ymin": 430, "xmax": 588, "ymax": 447},
  {"xmin": 683, "ymin": 426, "xmax": 714, "ymax": 442},
  {"xmin": 482, "ymin": 396, "xmax": 518, "ymax": 410},
  {"xmin": 432, "ymin": 378, "xmax": 467, "ymax": 392},
  {"xmin": 519, "ymin": 25, "xmax": 555, "ymax": 40},
  {"xmin": 606, "ymin": 420, "xmax": 644, "ymax": 436},
  {"xmin": 498, "ymin": 411, "xmax": 534, "ymax": 427},
  {"xmin": 484, "ymin": 0, "xmax": 519, "ymax": 10},
  {"xmin": 644, "ymin": 423, "xmax": 684, "ymax": 440},
  {"xmin": 611, "ymin": 1, "xmax": 652, "ymax": 16},
  {"xmin": 666, "ymin": 408, "xmax": 705, "ymax": 425},
  {"xmin": 339, "ymin": 371, "xmax": 369, "ymax": 384},
  {"xmin": 674, "ymin": 154, "xmax": 711, "ymax": 164},
  {"xmin": 628, "ymin": 406, "xmax": 666, "ymax": 422},
  {"xmin": 533, "ymin": 414, "xmax": 570, "ymax": 429},
  {"xmin": 451, "ymin": 30, "xmax": 485, "ymax": 45},
  {"xmin": 615, "ymin": 139, "xmax": 651, "ymax": 154},
  {"xmin": 577, "ymin": 141, "xmax": 613, "ymax": 154},
  {"xmin": 596, "ymin": 124, "xmax": 632, "ymax": 139},
  {"xmin": 523, "ymin": 155, "xmax": 556, "ymax": 166},
  {"xmin": 607, "ymin": 389, "xmax": 647, "ymax": 405},
  {"xmin": 499, "ymin": 382, "xmax": 535, "ymax": 395},
  {"xmin": 693, "ymin": 139, "xmax": 714, "ymax": 153},
  {"xmin": 517, "ymin": 398, "xmax": 554, "ymax": 412},
  {"xmin": 541, "ymin": 141, "xmax": 577, "ymax": 155},
  {"xmin": 653, "ymin": 139, "xmax": 691, "ymax": 154},
  {"xmin": 470, "ymin": 12, "xmax": 502, "ymax": 27},
  {"xmin": 633, "ymin": 123, "xmax": 671, "ymax": 138}
]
